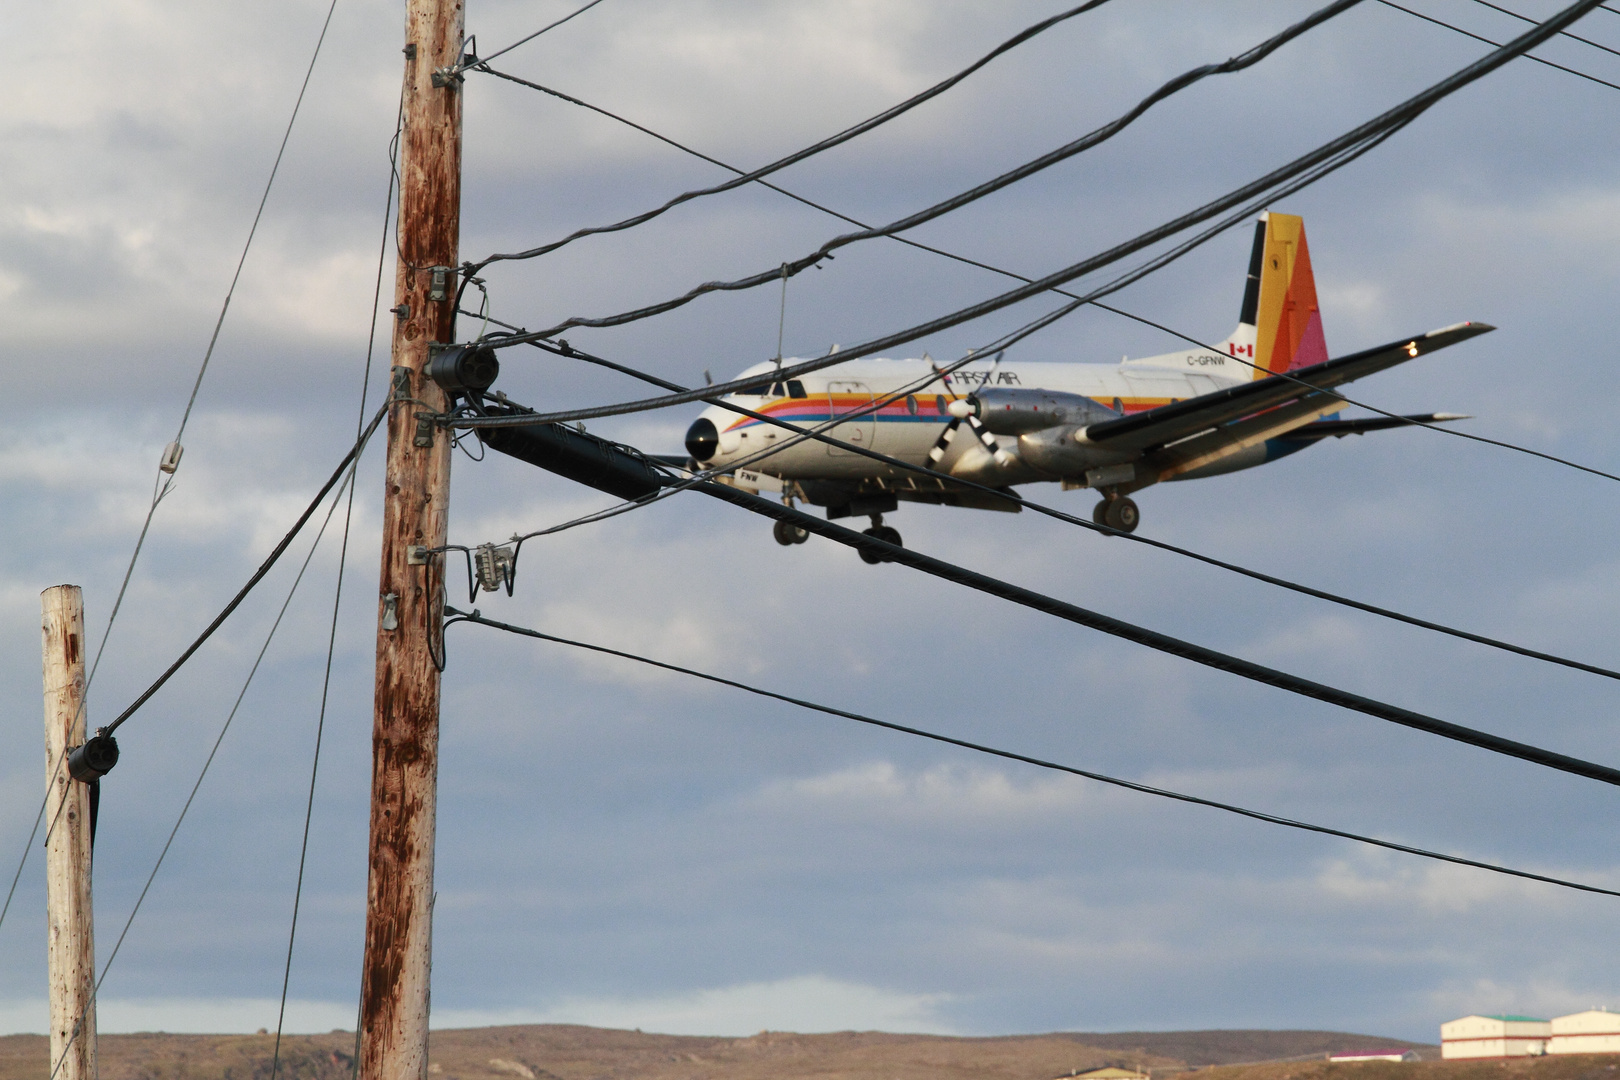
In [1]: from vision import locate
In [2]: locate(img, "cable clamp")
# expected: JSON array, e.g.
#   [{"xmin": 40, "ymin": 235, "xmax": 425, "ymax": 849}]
[
  {"xmin": 474, "ymin": 542, "xmax": 516, "ymax": 594},
  {"xmin": 431, "ymin": 66, "xmax": 462, "ymax": 89},
  {"xmin": 407, "ymin": 545, "xmax": 431, "ymax": 566},
  {"xmin": 391, "ymin": 365, "xmax": 413, "ymax": 400},
  {"xmin": 414, "ymin": 413, "xmax": 436, "ymax": 448}
]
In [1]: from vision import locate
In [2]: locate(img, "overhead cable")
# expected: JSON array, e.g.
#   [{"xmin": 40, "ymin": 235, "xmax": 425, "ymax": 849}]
[
  {"xmin": 102, "ymin": 404, "xmax": 388, "ymax": 737},
  {"xmin": 463, "ymin": 111, "xmax": 1403, "ymax": 431},
  {"xmin": 1, "ymin": 0, "xmax": 344, "ymax": 949},
  {"xmin": 461, "ymin": 0, "xmax": 610, "ymax": 74},
  {"xmin": 0, "ymin": 753, "xmax": 62, "ymax": 939},
  {"xmin": 1384, "ymin": 0, "xmax": 1620, "ymax": 91},
  {"xmin": 458, "ymin": 404, "xmax": 1620, "ymax": 788},
  {"xmin": 47, "ymin": 461, "xmax": 360, "ymax": 1080},
  {"xmin": 467, "ymin": 0, "xmax": 1118, "ymax": 268},
  {"xmin": 1468, "ymin": 0, "xmax": 1620, "ymax": 57},
  {"xmin": 480, "ymin": 0, "xmax": 1607, "ymax": 422},
  {"xmin": 475, "ymin": 72, "xmax": 1620, "ymax": 488},
  {"xmin": 446, "ymin": 606, "xmax": 1620, "ymax": 901},
  {"xmin": 687, "ymin": 480, "xmax": 1620, "ymax": 788},
  {"xmin": 268, "ymin": 90, "xmax": 402, "ymax": 1080},
  {"xmin": 476, "ymin": 0, "xmax": 1363, "ymax": 329},
  {"xmin": 478, "ymin": 320, "xmax": 1620, "ymax": 685}
]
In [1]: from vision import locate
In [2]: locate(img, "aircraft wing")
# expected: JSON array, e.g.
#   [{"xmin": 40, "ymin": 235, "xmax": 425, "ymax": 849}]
[
  {"xmin": 1079, "ymin": 321, "xmax": 1494, "ymax": 455},
  {"xmin": 1281, "ymin": 412, "xmax": 1470, "ymax": 441}
]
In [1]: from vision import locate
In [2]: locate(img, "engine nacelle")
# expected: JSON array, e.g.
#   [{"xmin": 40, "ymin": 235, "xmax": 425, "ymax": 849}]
[
  {"xmin": 1015, "ymin": 425, "xmax": 1136, "ymax": 478},
  {"xmin": 949, "ymin": 388, "xmax": 1118, "ymax": 435}
]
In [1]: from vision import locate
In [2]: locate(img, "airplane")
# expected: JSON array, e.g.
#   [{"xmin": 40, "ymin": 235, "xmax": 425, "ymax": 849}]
[{"xmin": 681, "ymin": 212, "xmax": 1493, "ymax": 563}]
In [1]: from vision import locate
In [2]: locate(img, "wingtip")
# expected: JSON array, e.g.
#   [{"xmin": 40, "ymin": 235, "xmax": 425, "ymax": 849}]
[
  {"xmin": 1429, "ymin": 412, "xmax": 1472, "ymax": 422},
  {"xmin": 1426, "ymin": 320, "xmax": 1496, "ymax": 337}
]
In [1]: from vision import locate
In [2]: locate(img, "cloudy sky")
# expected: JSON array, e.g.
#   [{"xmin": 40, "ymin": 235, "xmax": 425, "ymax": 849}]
[{"xmin": 3, "ymin": 0, "xmax": 1620, "ymax": 1045}]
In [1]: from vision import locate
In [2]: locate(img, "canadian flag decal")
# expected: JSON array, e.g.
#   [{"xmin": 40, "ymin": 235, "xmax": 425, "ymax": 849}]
[{"xmin": 1227, "ymin": 343, "xmax": 1254, "ymax": 357}]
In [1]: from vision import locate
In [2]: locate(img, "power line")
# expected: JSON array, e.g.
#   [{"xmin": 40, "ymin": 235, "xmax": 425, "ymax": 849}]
[
  {"xmin": 689, "ymin": 478, "xmax": 1620, "ymax": 786},
  {"xmin": 460, "ymin": 0, "xmax": 610, "ymax": 74},
  {"xmin": 476, "ymin": 322, "xmax": 1620, "ymax": 686},
  {"xmin": 472, "ymin": 71, "xmax": 1620, "ymax": 490},
  {"xmin": 102, "ymin": 404, "xmax": 388, "ymax": 738},
  {"xmin": 474, "ymin": 0, "xmax": 1363, "ymax": 332},
  {"xmin": 268, "ymin": 86, "xmax": 402, "ymax": 1080},
  {"xmin": 0, "ymin": 0, "xmax": 344, "ymax": 951},
  {"xmin": 1381, "ymin": 0, "xmax": 1620, "ymax": 91},
  {"xmin": 453, "ymin": 399, "xmax": 1620, "ymax": 788},
  {"xmin": 47, "ymin": 460, "xmax": 362, "ymax": 1080},
  {"xmin": 464, "ymin": 110, "xmax": 1403, "ymax": 432},
  {"xmin": 445, "ymin": 606, "xmax": 1620, "ymax": 901},
  {"xmin": 466, "ymin": 0, "xmax": 1118, "ymax": 269},
  {"xmin": 0, "ymin": 752, "xmax": 64, "ymax": 940},
  {"xmin": 1468, "ymin": 0, "xmax": 1620, "ymax": 58},
  {"xmin": 478, "ymin": 0, "xmax": 1607, "ymax": 422}
]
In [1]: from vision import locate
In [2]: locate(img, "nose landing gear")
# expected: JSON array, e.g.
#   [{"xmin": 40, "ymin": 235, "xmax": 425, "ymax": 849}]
[
  {"xmin": 859, "ymin": 513, "xmax": 902, "ymax": 564},
  {"xmin": 1092, "ymin": 495, "xmax": 1140, "ymax": 533}
]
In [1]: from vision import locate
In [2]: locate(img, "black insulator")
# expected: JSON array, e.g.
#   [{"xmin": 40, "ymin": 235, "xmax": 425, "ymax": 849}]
[
  {"xmin": 68, "ymin": 732, "xmax": 119, "ymax": 783},
  {"xmin": 428, "ymin": 344, "xmax": 500, "ymax": 393}
]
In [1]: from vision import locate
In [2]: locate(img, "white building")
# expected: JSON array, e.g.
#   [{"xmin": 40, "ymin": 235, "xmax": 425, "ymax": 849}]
[
  {"xmin": 1440, "ymin": 1015, "xmax": 1551, "ymax": 1059},
  {"xmin": 1549, "ymin": 1009, "xmax": 1620, "ymax": 1055}
]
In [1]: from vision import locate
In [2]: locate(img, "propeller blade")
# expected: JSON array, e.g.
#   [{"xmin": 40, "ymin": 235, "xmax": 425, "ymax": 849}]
[
  {"xmin": 965, "ymin": 413, "xmax": 1014, "ymax": 467},
  {"xmin": 927, "ymin": 416, "xmax": 962, "ymax": 466}
]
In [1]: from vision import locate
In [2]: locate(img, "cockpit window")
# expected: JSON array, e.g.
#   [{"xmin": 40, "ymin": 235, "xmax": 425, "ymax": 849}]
[{"xmin": 787, "ymin": 380, "xmax": 807, "ymax": 399}]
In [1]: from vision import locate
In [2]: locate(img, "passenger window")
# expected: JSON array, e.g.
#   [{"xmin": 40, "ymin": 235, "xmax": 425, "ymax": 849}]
[
  {"xmin": 905, "ymin": 394, "xmax": 918, "ymax": 415},
  {"xmin": 935, "ymin": 394, "xmax": 947, "ymax": 414},
  {"xmin": 787, "ymin": 380, "xmax": 807, "ymax": 398},
  {"xmin": 769, "ymin": 382, "xmax": 785, "ymax": 397}
]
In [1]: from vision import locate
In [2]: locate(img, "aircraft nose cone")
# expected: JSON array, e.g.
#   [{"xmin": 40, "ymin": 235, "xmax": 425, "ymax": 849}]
[{"xmin": 685, "ymin": 417, "xmax": 719, "ymax": 461}]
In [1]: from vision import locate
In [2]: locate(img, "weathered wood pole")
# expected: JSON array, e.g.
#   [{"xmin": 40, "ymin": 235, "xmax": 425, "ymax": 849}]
[
  {"xmin": 358, "ymin": 0, "xmax": 462, "ymax": 1076},
  {"xmin": 42, "ymin": 585, "xmax": 95, "ymax": 1080}
]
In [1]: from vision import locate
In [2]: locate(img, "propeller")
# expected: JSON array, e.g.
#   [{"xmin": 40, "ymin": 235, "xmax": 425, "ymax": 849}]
[{"xmin": 926, "ymin": 351, "xmax": 1012, "ymax": 469}]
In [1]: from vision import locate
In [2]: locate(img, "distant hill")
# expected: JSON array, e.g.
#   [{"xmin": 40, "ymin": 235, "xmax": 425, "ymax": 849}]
[
  {"xmin": 0, "ymin": 1024, "xmax": 1447, "ymax": 1080},
  {"xmin": 1045, "ymin": 1031, "xmax": 1437, "ymax": 1066}
]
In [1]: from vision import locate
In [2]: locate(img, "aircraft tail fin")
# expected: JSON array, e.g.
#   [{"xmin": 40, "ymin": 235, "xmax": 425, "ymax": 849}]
[{"xmin": 1220, "ymin": 212, "xmax": 1329, "ymax": 380}]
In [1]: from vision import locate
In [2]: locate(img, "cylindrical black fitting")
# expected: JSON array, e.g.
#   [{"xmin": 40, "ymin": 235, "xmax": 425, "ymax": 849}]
[
  {"xmin": 68, "ymin": 732, "xmax": 120, "ymax": 783},
  {"xmin": 428, "ymin": 344, "xmax": 500, "ymax": 393}
]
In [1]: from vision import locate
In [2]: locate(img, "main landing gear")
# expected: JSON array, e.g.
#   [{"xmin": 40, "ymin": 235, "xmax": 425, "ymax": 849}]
[
  {"xmin": 773, "ymin": 519, "xmax": 809, "ymax": 546},
  {"xmin": 1093, "ymin": 495, "xmax": 1140, "ymax": 533},
  {"xmin": 859, "ymin": 513, "xmax": 902, "ymax": 565}
]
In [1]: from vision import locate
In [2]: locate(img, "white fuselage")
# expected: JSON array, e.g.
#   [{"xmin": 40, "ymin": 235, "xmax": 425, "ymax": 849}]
[{"xmin": 691, "ymin": 345, "xmax": 1253, "ymax": 487}]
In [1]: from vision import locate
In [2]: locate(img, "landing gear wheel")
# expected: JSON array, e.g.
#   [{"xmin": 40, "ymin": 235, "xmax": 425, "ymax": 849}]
[
  {"xmin": 858, "ymin": 529, "xmax": 885, "ymax": 564},
  {"xmin": 859, "ymin": 525, "xmax": 902, "ymax": 564},
  {"xmin": 1092, "ymin": 500, "xmax": 1111, "ymax": 526},
  {"xmin": 774, "ymin": 520, "xmax": 808, "ymax": 546},
  {"xmin": 1102, "ymin": 496, "xmax": 1140, "ymax": 533}
]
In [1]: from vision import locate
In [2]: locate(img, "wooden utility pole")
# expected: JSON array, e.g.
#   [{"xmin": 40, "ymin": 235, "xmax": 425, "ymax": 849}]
[
  {"xmin": 357, "ymin": 0, "xmax": 462, "ymax": 1077},
  {"xmin": 42, "ymin": 585, "xmax": 95, "ymax": 1080}
]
